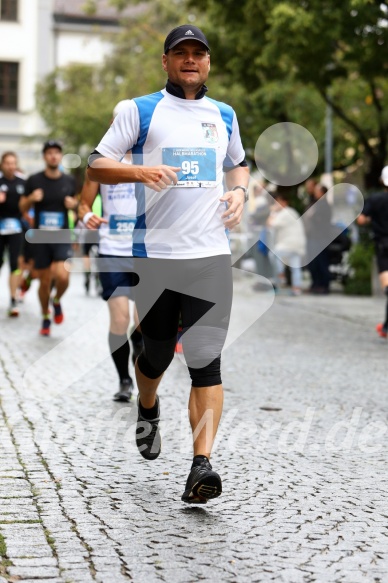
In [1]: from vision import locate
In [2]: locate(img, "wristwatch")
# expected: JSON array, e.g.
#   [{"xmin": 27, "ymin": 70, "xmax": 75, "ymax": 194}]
[{"xmin": 232, "ymin": 185, "xmax": 249, "ymax": 203}]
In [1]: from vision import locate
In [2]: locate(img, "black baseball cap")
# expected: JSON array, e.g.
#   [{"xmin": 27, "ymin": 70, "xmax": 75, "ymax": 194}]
[
  {"xmin": 42, "ymin": 140, "xmax": 63, "ymax": 153},
  {"xmin": 164, "ymin": 25, "xmax": 210, "ymax": 53}
]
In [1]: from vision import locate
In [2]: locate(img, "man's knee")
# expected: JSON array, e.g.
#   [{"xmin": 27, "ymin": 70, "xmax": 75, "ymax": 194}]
[
  {"xmin": 137, "ymin": 336, "xmax": 176, "ymax": 379},
  {"xmin": 182, "ymin": 326, "xmax": 227, "ymax": 370},
  {"xmin": 37, "ymin": 268, "xmax": 52, "ymax": 286},
  {"xmin": 54, "ymin": 267, "xmax": 69, "ymax": 286},
  {"xmin": 110, "ymin": 312, "xmax": 130, "ymax": 334},
  {"xmin": 108, "ymin": 297, "xmax": 130, "ymax": 333},
  {"xmin": 189, "ymin": 356, "xmax": 222, "ymax": 388}
]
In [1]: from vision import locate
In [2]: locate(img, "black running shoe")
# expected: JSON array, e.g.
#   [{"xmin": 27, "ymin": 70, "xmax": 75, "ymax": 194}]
[
  {"xmin": 135, "ymin": 396, "xmax": 161, "ymax": 460},
  {"xmin": 52, "ymin": 299, "xmax": 64, "ymax": 324},
  {"xmin": 8, "ymin": 299, "xmax": 19, "ymax": 317},
  {"xmin": 40, "ymin": 318, "xmax": 51, "ymax": 337},
  {"xmin": 113, "ymin": 378, "xmax": 133, "ymax": 402},
  {"xmin": 181, "ymin": 458, "xmax": 222, "ymax": 504}
]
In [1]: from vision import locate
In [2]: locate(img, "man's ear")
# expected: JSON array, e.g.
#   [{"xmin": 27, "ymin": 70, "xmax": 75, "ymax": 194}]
[{"xmin": 162, "ymin": 54, "xmax": 168, "ymax": 72}]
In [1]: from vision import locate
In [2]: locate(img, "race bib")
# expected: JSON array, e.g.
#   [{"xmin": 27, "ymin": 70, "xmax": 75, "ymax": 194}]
[
  {"xmin": 0, "ymin": 218, "xmax": 22, "ymax": 235},
  {"xmin": 38, "ymin": 212, "xmax": 64, "ymax": 230},
  {"xmin": 162, "ymin": 147, "xmax": 216, "ymax": 187},
  {"xmin": 109, "ymin": 215, "xmax": 136, "ymax": 237}
]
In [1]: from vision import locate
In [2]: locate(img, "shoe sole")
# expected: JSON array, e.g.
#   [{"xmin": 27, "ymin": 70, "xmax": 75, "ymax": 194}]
[
  {"xmin": 182, "ymin": 474, "xmax": 222, "ymax": 504},
  {"xmin": 113, "ymin": 392, "xmax": 132, "ymax": 402},
  {"xmin": 136, "ymin": 435, "xmax": 162, "ymax": 460},
  {"xmin": 40, "ymin": 330, "xmax": 50, "ymax": 337}
]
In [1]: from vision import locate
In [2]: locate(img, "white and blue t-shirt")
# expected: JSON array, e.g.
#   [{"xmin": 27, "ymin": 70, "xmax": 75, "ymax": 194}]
[
  {"xmin": 99, "ymin": 180, "xmax": 137, "ymax": 257},
  {"xmin": 95, "ymin": 89, "xmax": 245, "ymax": 259}
]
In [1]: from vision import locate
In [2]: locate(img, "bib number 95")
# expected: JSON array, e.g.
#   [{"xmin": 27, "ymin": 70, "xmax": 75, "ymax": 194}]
[{"xmin": 181, "ymin": 160, "xmax": 199, "ymax": 175}]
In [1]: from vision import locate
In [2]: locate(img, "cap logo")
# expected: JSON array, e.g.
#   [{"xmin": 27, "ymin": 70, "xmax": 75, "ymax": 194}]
[{"xmin": 185, "ymin": 30, "xmax": 195, "ymax": 36}]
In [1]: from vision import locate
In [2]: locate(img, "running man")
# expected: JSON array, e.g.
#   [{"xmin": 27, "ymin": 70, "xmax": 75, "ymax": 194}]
[
  {"xmin": 0, "ymin": 152, "xmax": 26, "ymax": 316},
  {"xmin": 357, "ymin": 166, "xmax": 388, "ymax": 338},
  {"xmin": 20, "ymin": 141, "xmax": 78, "ymax": 336},
  {"xmin": 79, "ymin": 192, "xmax": 102, "ymax": 295},
  {"xmin": 79, "ymin": 100, "xmax": 143, "ymax": 402},
  {"xmin": 88, "ymin": 25, "xmax": 249, "ymax": 503}
]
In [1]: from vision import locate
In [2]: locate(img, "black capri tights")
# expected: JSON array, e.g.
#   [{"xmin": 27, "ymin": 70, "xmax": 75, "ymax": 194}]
[
  {"xmin": 0, "ymin": 233, "xmax": 23, "ymax": 272},
  {"xmin": 134, "ymin": 255, "xmax": 233, "ymax": 387}
]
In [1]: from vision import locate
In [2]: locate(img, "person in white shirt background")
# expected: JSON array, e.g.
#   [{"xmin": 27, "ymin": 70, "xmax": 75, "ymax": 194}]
[{"xmin": 267, "ymin": 191, "xmax": 306, "ymax": 296}]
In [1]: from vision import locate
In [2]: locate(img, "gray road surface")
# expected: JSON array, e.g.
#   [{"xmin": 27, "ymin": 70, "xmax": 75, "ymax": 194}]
[{"xmin": 0, "ymin": 266, "xmax": 387, "ymax": 583}]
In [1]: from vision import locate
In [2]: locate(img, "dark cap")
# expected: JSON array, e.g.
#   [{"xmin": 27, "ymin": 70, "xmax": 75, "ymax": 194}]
[
  {"xmin": 42, "ymin": 140, "xmax": 63, "ymax": 153},
  {"xmin": 164, "ymin": 25, "xmax": 210, "ymax": 53}
]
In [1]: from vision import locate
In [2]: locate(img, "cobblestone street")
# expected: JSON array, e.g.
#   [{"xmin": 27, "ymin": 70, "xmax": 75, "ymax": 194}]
[{"xmin": 0, "ymin": 266, "xmax": 387, "ymax": 582}]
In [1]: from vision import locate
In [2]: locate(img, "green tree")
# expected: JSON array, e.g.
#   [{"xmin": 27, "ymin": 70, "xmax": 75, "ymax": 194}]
[
  {"xmin": 190, "ymin": 0, "xmax": 388, "ymax": 188},
  {"xmin": 36, "ymin": 64, "xmax": 116, "ymax": 156},
  {"xmin": 96, "ymin": 0, "xmax": 388, "ymax": 188},
  {"xmin": 39, "ymin": 0, "xmax": 388, "ymax": 188},
  {"xmin": 35, "ymin": 0, "xmax": 200, "ymax": 166}
]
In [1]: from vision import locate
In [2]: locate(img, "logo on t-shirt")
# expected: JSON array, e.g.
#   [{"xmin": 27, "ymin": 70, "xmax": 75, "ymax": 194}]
[
  {"xmin": 16, "ymin": 184, "xmax": 25, "ymax": 194},
  {"xmin": 202, "ymin": 123, "xmax": 218, "ymax": 143}
]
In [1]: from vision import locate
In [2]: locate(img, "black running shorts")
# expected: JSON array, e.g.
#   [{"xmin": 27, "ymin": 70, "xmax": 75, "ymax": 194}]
[
  {"xmin": 33, "ymin": 243, "xmax": 73, "ymax": 270},
  {"xmin": 98, "ymin": 254, "xmax": 138, "ymax": 301},
  {"xmin": 375, "ymin": 239, "xmax": 388, "ymax": 273},
  {"xmin": 134, "ymin": 255, "xmax": 233, "ymax": 387},
  {"xmin": 0, "ymin": 233, "xmax": 23, "ymax": 272}
]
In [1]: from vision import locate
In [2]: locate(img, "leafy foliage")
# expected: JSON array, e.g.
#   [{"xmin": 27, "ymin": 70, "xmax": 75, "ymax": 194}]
[
  {"xmin": 344, "ymin": 239, "xmax": 374, "ymax": 295},
  {"xmin": 36, "ymin": 0, "xmax": 202, "ymax": 163},
  {"xmin": 37, "ymin": 0, "xmax": 388, "ymax": 186},
  {"xmin": 36, "ymin": 64, "xmax": 114, "ymax": 155},
  {"xmin": 190, "ymin": 0, "xmax": 388, "ymax": 187}
]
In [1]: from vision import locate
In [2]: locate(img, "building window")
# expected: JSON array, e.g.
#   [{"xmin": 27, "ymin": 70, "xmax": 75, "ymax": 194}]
[
  {"xmin": 0, "ymin": 0, "xmax": 18, "ymax": 21},
  {"xmin": 0, "ymin": 62, "xmax": 19, "ymax": 110}
]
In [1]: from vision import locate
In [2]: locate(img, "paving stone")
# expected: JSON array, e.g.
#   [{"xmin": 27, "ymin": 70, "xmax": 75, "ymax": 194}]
[
  {"xmin": 8, "ymin": 566, "xmax": 60, "ymax": 577},
  {"xmin": 0, "ymin": 269, "xmax": 387, "ymax": 582},
  {"xmin": 18, "ymin": 580, "xmax": 64, "ymax": 583},
  {"xmin": 10, "ymin": 557, "xmax": 57, "ymax": 567},
  {"xmin": 60, "ymin": 569, "xmax": 95, "ymax": 582}
]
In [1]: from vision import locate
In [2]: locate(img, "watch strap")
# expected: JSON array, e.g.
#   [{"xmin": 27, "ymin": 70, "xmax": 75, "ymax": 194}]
[{"xmin": 232, "ymin": 185, "xmax": 249, "ymax": 203}]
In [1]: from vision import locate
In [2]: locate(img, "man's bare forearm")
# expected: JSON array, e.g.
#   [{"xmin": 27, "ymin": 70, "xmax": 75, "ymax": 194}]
[
  {"xmin": 19, "ymin": 196, "xmax": 33, "ymax": 214},
  {"xmin": 78, "ymin": 172, "xmax": 100, "ymax": 220},
  {"xmin": 87, "ymin": 156, "xmax": 181, "ymax": 191},
  {"xmin": 87, "ymin": 158, "xmax": 146, "ymax": 185},
  {"xmin": 225, "ymin": 166, "xmax": 250, "ymax": 191},
  {"xmin": 87, "ymin": 156, "xmax": 178, "ymax": 186}
]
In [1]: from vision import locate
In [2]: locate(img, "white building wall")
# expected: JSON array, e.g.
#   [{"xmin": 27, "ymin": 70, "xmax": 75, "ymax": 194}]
[
  {"xmin": 0, "ymin": 0, "xmax": 53, "ymax": 173},
  {"xmin": 0, "ymin": 0, "xmax": 39, "ymax": 114},
  {"xmin": 56, "ymin": 30, "xmax": 112, "ymax": 67},
  {"xmin": 0, "ymin": 0, "xmax": 117, "ymax": 174}
]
